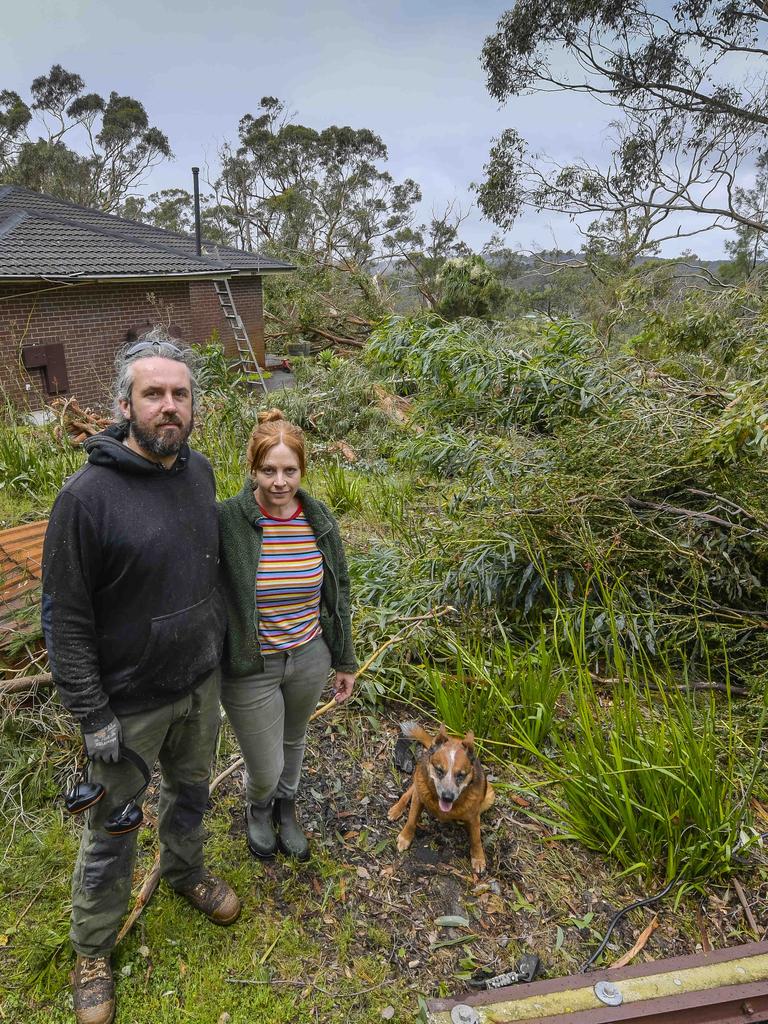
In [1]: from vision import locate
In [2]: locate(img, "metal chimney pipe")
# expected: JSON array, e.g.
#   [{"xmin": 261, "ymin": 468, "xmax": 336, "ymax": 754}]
[{"xmin": 191, "ymin": 167, "xmax": 202, "ymax": 256}]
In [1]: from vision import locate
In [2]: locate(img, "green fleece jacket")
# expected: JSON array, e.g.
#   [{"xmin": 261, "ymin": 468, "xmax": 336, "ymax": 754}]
[{"xmin": 218, "ymin": 481, "xmax": 357, "ymax": 678}]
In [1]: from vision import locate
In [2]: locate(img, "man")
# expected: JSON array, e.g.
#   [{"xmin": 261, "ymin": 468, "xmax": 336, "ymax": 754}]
[{"xmin": 42, "ymin": 330, "xmax": 239, "ymax": 1024}]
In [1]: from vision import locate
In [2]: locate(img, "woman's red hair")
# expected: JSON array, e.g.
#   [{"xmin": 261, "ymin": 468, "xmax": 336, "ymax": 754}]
[{"xmin": 246, "ymin": 409, "xmax": 306, "ymax": 476}]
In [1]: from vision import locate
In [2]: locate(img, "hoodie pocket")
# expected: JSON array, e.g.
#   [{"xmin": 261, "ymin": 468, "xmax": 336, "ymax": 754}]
[{"xmin": 130, "ymin": 591, "xmax": 226, "ymax": 694}]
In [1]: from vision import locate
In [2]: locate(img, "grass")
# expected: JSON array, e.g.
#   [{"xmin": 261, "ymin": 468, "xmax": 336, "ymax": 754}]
[
  {"xmin": 0, "ymin": 715, "xmax": 421, "ymax": 1024},
  {"xmin": 0, "ymin": 412, "xmax": 84, "ymax": 517},
  {"xmin": 5, "ymin": 701, "xmax": 767, "ymax": 1020},
  {"xmin": 313, "ymin": 462, "xmax": 366, "ymax": 516}
]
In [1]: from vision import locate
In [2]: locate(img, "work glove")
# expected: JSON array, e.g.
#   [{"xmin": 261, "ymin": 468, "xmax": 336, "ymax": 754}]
[{"xmin": 83, "ymin": 718, "xmax": 122, "ymax": 763}]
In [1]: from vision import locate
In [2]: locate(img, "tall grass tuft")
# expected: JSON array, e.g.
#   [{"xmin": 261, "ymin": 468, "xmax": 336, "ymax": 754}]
[
  {"xmin": 314, "ymin": 462, "xmax": 365, "ymax": 516},
  {"xmin": 540, "ymin": 668, "xmax": 764, "ymax": 885},
  {"xmin": 0, "ymin": 413, "xmax": 84, "ymax": 514},
  {"xmin": 408, "ymin": 630, "xmax": 565, "ymax": 758}
]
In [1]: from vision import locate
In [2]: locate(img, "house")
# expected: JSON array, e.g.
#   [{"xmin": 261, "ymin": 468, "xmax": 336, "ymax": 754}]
[{"xmin": 0, "ymin": 186, "xmax": 294, "ymax": 409}]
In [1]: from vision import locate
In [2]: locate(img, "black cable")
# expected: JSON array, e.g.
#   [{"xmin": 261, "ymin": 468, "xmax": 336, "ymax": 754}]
[
  {"xmin": 577, "ymin": 823, "xmax": 768, "ymax": 975},
  {"xmin": 579, "ymin": 875, "xmax": 679, "ymax": 973}
]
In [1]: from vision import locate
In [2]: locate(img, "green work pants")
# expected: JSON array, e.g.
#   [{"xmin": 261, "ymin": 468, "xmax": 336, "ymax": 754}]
[
  {"xmin": 70, "ymin": 669, "xmax": 221, "ymax": 957},
  {"xmin": 221, "ymin": 635, "xmax": 331, "ymax": 807}
]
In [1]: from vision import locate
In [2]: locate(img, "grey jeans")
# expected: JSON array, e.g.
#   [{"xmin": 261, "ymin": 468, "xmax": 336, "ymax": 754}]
[
  {"xmin": 221, "ymin": 634, "xmax": 331, "ymax": 807},
  {"xmin": 70, "ymin": 669, "xmax": 221, "ymax": 957}
]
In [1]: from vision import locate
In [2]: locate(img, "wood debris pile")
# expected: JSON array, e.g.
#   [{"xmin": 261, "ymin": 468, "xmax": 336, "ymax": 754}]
[
  {"xmin": 51, "ymin": 397, "xmax": 112, "ymax": 447},
  {"xmin": 372, "ymin": 384, "xmax": 414, "ymax": 424},
  {"xmin": 326, "ymin": 440, "xmax": 359, "ymax": 463}
]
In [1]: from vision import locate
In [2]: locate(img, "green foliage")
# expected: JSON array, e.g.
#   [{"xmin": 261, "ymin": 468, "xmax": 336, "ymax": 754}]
[
  {"xmin": 696, "ymin": 379, "xmax": 768, "ymax": 464},
  {"xmin": 632, "ymin": 294, "xmax": 745, "ymax": 365},
  {"xmin": 368, "ymin": 314, "xmax": 609, "ymax": 433},
  {"xmin": 263, "ymin": 252, "xmax": 389, "ymax": 350},
  {"xmin": 721, "ymin": 154, "xmax": 768, "ymax": 281},
  {"xmin": 193, "ymin": 337, "xmax": 245, "ymax": 394},
  {"xmin": 314, "ymin": 463, "xmax": 365, "ymax": 516},
  {"xmin": 478, "ymin": 2, "xmax": 768, "ymax": 253},
  {"xmin": 216, "ymin": 97, "xmax": 421, "ymax": 268},
  {"xmin": 0, "ymin": 411, "xmax": 84, "ymax": 513},
  {"xmin": 409, "ymin": 630, "xmax": 564, "ymax": 757},
  {"xmin": 272, "ymin": 351, "xmax": 401, "ymax": 465},
  {"xmin": 434, "ymin": 255, "xmax": 505, "ymax": 320},
  {"xmin": 362, "ymin": 312, "xmax": 768, "ymax": 684}
]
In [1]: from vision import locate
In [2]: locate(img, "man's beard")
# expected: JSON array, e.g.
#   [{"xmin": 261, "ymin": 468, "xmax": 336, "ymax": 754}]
[{"xmin": 129, "ymin": 412, "xmax": 194, "ymax": 457}]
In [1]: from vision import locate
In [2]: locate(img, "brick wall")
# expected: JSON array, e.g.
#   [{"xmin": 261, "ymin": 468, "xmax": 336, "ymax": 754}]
[
  {"xmin": 229, "ymin": 276, "xmax": 265, "ymax": 365},
  {"xmin": 187, "ymin": 277, "xmax": 265, "ymax": 365},
  {"xmin": 0, "ymin": 276, "xmax": 265, "ymax": 411}
]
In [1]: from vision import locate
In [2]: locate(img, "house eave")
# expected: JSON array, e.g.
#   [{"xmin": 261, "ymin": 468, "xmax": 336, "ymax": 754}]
[{"xmin": 0, "ymin": 266, "xmax": 295, "ymax": 285}]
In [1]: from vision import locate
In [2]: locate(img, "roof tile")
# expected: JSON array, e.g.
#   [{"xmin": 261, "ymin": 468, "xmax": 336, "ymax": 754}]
[{"xmin": 0, "ymin": 185, "xmax": 294, "ymax": 279}]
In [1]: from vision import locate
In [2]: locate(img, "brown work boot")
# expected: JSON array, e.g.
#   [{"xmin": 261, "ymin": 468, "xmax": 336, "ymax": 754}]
[
  {"xmin": 71, "ymin": 954, "xmax": 115, "ymax": 1024},
  {"xmin": 177, "ymin": 870, "xmax": 241, "ymax": 925}
]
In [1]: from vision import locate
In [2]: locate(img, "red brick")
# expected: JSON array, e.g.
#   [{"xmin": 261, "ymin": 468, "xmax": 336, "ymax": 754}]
[{"xmin": 0, "ymin": 277, "xmax": 266, "ymax": 410}]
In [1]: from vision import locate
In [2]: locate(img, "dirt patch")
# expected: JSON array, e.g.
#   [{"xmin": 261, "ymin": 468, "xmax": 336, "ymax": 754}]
[{"xmin": 204, "ymin": 704, "xmax": 767, "ymax": 998}]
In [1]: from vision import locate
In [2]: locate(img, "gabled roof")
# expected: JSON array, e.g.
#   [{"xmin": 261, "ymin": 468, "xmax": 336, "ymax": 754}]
[{"xmin": 0, "ymin": 186, "xmax": 294, "ymax": 280}]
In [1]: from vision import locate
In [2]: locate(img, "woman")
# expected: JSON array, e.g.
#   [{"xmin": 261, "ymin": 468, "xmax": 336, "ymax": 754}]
[{"xmin": 218, "ymin": 409, "xmax": 357, "ymax": 861}]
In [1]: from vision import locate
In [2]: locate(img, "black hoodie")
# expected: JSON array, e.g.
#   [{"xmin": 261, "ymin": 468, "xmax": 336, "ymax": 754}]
[{"xmin": 41, "ymin": 426, "xmax": 226, "ymax": 730}]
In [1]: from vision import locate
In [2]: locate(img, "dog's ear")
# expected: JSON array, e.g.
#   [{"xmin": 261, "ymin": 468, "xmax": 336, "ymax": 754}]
[
  {"xmin": 462, "ymin": 731, "xmax": 476, "ymax": 757},
  {"xmin": 435, "ymin": 723, "xmax": 449, "ymax": 746}
]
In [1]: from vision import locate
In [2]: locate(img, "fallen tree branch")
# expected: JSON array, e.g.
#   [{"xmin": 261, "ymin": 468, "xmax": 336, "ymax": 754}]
[
  {"xmin": 589, "ymin": 672, "xmax": 747, "ymax": 696},
  {"xmin": 209, "ymin": 757, "xmax": 245, "ymax": 796},
  {"xmin": 0, "ymin": 672, "xmax": 53, "ymax": 694},
  {"xmin": 306, "ymin": 326, "xmax": 365, "ymax": 349},
  {"xmin": 733, "ymin": 878, "xmax": 760, "ymax": 935},
  {"xmin": 115, "ymin": 854, "xmax": 161, "ymax": 945},
  {"xmin": 623, "ymin": 495, "xmax": 757, "ymax": 533},
  {"xmin": 685, "ymin": 488, "xmax": 767, "ymax": 526}
]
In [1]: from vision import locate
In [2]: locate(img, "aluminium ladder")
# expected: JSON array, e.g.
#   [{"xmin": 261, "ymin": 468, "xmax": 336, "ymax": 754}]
[{"xmin": 212, "ymin": 279, "xmax": 268, "ymax": 395}]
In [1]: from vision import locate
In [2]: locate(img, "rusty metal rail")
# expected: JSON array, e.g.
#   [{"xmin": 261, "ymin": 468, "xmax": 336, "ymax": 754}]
[
  {"xmin": 0, "ymin": 520, "xmax": 46, "ymax": 650},
  {"xmin": 427, "ymin": 941, "xmax": 768, "ymax": 1023}
]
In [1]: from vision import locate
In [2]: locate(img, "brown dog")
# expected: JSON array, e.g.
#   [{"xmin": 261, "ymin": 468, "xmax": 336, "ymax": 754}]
[{"xmin": 388, "ymin": 721, "xmax": 495, "ymax": 874}]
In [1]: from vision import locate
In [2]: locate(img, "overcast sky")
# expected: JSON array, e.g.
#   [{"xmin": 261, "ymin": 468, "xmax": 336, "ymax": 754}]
[{"xmin": 1, "ymin": 0, "xmax": 737, "ymax": 258}]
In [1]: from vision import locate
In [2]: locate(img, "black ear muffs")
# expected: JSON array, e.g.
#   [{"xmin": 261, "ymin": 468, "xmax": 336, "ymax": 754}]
[
  {"xmin": 104, "ymin": 800, "xmax": 144, "ymax": 835},
  {"xmin": 102, "ymin": 747, "xmax": 151, "ymax": 835},
  {"xmin": 64, "ymin": 777, "xmax": 105, "ymax": 815},
  {"xmin": 64, "ymin": 745, "xmax": 151, "ymax": 835}
]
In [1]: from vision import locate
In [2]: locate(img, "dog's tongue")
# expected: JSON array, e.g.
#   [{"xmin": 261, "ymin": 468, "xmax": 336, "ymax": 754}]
[{"xmin": 439, "ymin": 797, "xmax": 454, "ymax": 813}]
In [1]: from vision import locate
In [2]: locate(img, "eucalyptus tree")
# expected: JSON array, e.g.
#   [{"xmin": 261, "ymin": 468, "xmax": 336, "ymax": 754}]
[
  {"xmin": 215, "ymin": 97, "xmax": 422, "ymax": 268},
  {"xmin": 383, "ymin": 203, "xmax": 472, "ymax": 308},
  {"xmin": 477, "ymin": 1, "xmax": 768, "ymax": 256},
  {"xmin": 0, "ymin": 64, "xmax": 170, "ymax": 211},
  {"xmin": 721, "ymin": 153, "xmax": 768, "ymax": 279}
]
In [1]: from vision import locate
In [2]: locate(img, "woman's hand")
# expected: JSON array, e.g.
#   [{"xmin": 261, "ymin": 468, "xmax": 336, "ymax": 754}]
[{"xmin": 333, "ymin": 671, "xmax": 356, "ymax": 703}]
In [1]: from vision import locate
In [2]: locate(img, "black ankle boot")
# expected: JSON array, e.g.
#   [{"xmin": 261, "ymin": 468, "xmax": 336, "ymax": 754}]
[
  {"xmin": 273, "ymin": 798, "xmax": 310, "ymax": 861},
  {"xmin": 246, "ymin": 802, "xmax": 277, "ymax": 859}
]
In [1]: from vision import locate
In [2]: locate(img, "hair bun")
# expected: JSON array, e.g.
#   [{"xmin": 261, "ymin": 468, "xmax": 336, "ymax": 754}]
[{"xmin": 257, "ymin": 408, "xmax": 285, "ymax": 424}]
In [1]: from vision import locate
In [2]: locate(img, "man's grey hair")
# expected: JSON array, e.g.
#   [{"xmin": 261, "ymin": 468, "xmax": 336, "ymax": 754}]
[{"xmin": 113, "ymin": 326, "xmax": 199, "ymax": 427}]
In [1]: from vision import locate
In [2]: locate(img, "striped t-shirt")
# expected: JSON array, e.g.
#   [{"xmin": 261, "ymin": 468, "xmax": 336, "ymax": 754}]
[{"xmin": 256, "ymin": 503, "xmax": 324, "ymax": 653}]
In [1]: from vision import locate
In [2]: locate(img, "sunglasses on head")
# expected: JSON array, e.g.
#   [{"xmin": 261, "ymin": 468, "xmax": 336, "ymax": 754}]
[
  {"xmin": 64, "ymin": 745, "xmax": 151, "ymax": 836},
  {"xmin": 125, "ymin": 339, "xmax": 183, "ymax": 358}
]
